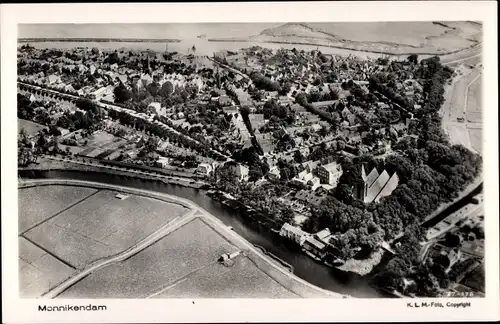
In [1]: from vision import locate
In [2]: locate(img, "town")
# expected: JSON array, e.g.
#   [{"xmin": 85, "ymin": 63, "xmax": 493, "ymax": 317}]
[{"xmin": 17, "ymin": 40, "xmax": 483, "ymax": 298}]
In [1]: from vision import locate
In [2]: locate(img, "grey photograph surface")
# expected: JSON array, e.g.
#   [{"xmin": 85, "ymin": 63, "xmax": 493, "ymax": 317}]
[{"xmin": 17, "ymin": 22, "xmax": 484, "ymax": 299}]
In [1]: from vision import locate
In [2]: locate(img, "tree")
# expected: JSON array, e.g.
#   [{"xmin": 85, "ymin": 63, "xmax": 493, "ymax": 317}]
[
  {"xmin": 146, "ymin": 82, "xmax": 161, "ymax": 97},
  {"xmin": 160, "ymin": 81, "xmax": 174, "ymax": 98},
  {"xmin": 293, "ymin": 150, "xmax": 304, "ymax": 163},
  {"xmin": 307, "ymin": 88, "xmax": 321, "ymax": 103},
  {"xmin": 408, "ymin": 54, "xmax": 419, "ymax": 64},
  {"xmin": 114, "ymin": 84, "xmax": 132, "ymax": 103}
]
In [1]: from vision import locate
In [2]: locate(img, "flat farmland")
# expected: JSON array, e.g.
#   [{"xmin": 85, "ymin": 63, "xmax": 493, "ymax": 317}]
[
  {"xmin": 466, "ymin": 76, "xmax": 482, "ymax": 123},
  {"xmin": 18, "ymin": 118, "xmax": 46, "ymax": 136},
  {"xmin": 58, "ymin": 218, "xmax": 235, "ymax": 298},
  {"xmin": 449, "ymin": 69, "xmax": 481, "ymax": 121},
  {"xmin": 153, "ymin": 254, "xmax": 297, "ymax": 298},
  {"xmin": 18, "ymin": 185, "xmax": 98, "ymax": 233},
  {"xmin": 19, "ymin": 237, "xmax": 75, "ymax": 297},
  {"xmin": 461, "ymin": 264, "xmax": 485, "ymax": 293},
  {"xmin": 23, "ymin": 188, "xmax": 187, "ymax": 269},
  {"xmin": 468, "ymin": 129, "xmax": 482, "ymax": 154}
]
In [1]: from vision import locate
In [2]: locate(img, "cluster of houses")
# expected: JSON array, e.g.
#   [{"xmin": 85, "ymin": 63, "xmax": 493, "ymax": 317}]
[
  {"xmin": 291, "ymin": 160, "xmax": 343, "ymax": 191},
  {"xmin": 279, "ymin": 223, "xmax": 337, "ymax": 262}
]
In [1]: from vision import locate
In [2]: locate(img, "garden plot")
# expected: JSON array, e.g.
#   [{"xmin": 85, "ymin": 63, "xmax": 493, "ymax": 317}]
[
  {"xmin": 154, "ymin": 254, "xmax": 296, "ymax": 298},
  {"xmin": 18, "ymin": 118, "xmax": 46, "ymax": 137},
  {"xmin": 86, "ymin": 131, "xmax": 116, "ymax": 148},
  {"xmin": 57, "ymin": 218, "xmax": 235, "ymax": 298},
  {"xmin": 19, "ymin": 237, "xmax": 75, "ymax": 297},
  {"xmin": 18, "ymin": 185, "xmax": 97, "ymax": 233},
  {"xmin": 23, "ymin": 189, "xmax": 187, "ymax": 269}
]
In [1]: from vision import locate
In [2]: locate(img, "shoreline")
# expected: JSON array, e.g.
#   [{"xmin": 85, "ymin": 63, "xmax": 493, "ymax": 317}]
[
  {"xmin": 19, "ymin": 38, "xmax": 181, "ymax": 43},
  {"xmin": 19, "ymin": 157, "xmax": 208, "ymax": 189},
  {"xmin": 207, "ymin": 38, "xmax": 481, "ymax": 57},
  {"xmin": 19, "ymin": 178, "xmax": 347, "ymax": 298}
]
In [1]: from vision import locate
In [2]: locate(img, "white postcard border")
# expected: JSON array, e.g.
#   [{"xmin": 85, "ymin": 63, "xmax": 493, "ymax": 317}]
[{"xmin": 2, "ymin": 1, "xmax": 498, "ymax": 323}]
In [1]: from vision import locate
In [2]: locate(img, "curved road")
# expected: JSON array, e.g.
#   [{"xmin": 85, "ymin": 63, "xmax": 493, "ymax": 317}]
[
  {"xmin": 43, "ymin": 209, "xmax": 198, "ymax": 299},
  {"xmin": 44, "ymin": 155, "xmax": 207, "ymax": 186},
  {"xmin": 18, "ymin": 81, "xmax": 231, "ymax": 161},
  {"xmin": 26, "ymin": 179, "xmax": 345, "ymax": 299}
]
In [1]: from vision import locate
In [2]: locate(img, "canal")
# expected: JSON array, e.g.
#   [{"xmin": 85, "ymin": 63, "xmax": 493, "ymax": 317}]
[{"xmin": 19, "ymin": 170, "xmax": 387, "ymax": 298}]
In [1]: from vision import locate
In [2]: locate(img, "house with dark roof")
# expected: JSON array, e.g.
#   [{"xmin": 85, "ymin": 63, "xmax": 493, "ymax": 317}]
[
  {"xmin": 302, "ymin": 236, "xmax": 328, "ymax": 259},
  {"xmin": 294, "ymin": 190, "xmax": 325, "ymax": 206}
]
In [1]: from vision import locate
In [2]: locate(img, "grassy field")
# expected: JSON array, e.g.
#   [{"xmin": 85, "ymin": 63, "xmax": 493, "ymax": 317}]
[
  {"xmin": 466, "ymin": 76, "xmax": 482, "ymax": 123},
  {"xmin": 22, "ymin": 188, "xmax": 187, "ymax": 269},
  {"xmin": 153, "ymin": 254, "xmax": 297, "ymax": 298},
  {"xmin": 449, "ymin": 68, "xmax": 481, "ymax": 120},
  {"xmin": 86, "ymin": 131, "xmax": 116, "ymax": 148},
  {"xmin": 19, "ymin": 181, "xmax": 338, "ymax": 298},
  {"xmin": 18, "ymin": 118, "xmax": 46, "ymax": 137},
  {"xmin": 461, "ymin": 263, "xmax": 485, "ymax": 293},
  {"xmin": 57, "ymin": 218, "xmax": 235, "ymax": 298},
  {"xmin": 468, "ymin": 129, "xmax": 482, "ymax": 154},
  {"xmin": 18, "ymin": 185, "xmax": 98, "ymax": 234},
  {"xmin": 19, "ymin": 237, "xmax": 75, "ymax": 297}
]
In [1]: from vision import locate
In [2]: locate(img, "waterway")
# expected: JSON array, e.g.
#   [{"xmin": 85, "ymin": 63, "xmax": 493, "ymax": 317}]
[
  {"xmin": 18, "ymin": 169, "xmax": 387, "ymax": 298},
  {"xmin": 22, "ymin": 39, "xmax": 390, "ymax": 59}
]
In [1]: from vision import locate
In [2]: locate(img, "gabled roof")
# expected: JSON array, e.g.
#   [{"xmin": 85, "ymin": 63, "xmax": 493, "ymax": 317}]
[
  {"xmin": 374, "ymin": 173, "xmax": 399, "ymax": 202},
  {"xmin": 281, "ymin": 223, "xmax": 306, "ymax": 236},
  {"xmin": 365, "ymin": 170, "xmax": 390, "ymax": 203},
  {"xmin": 364, "ymin": 167, "xmax": 380, "ymax": 188},
  {"xmin": 304, "ymin": 236, "xmax": 326, "ymax": 250}
]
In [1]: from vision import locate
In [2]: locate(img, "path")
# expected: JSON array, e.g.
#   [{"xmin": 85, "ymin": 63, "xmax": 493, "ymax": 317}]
[
  {"xmin": 42, "ymin": 208, "xmax": 198, "ymax": 299},
  {"xmin": 18, "ymin": 81, "xmax": 231, "ymax": 160},
  {"xmin": 23, "ymin": 178, "xmax": 345, "ymax": 298},
  {"xmin": 43, "ymin": 155, "xmax": 208, "ymax": 186},
  {"xmin": 419, "ymin": 201, "xmax": 484, "ymax": 262},
  {"xmin": 440, "ymin": 65, "xmax": 482, "ymax": 152}
]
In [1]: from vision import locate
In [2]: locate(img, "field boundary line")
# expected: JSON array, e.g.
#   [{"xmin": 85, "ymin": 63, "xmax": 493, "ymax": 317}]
[
  {"xmin": 20, "ymin": 179, "xmax": 345, "ymax": 298},
  {"xmin": 20, "ymin": 234, "xmax": 76, "ymax": 270},
  {"xmin": 146, "ymin": 260, "xmax": 219, "ymax": 299},
  {"xmin": 19, "ymin": 189, "xmax": 101, "ymax": 236},
  {"xmin": 42, "ymin": 212, "xmax": 197, "ymax": 298}
]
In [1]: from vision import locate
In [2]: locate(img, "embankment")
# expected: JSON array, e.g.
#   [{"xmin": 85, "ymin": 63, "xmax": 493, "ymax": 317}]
[{"xmin": 19, "ymin": 157, "xmax": 208, "ymax": 189}]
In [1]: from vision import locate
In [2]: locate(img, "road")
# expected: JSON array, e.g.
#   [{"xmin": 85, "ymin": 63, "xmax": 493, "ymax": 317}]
[
  {"xmin": 207, "ymin": 57, "xmax": 253, "ymax": 84},
  {"xmin": 440, "ymin": 65, "xmax": 482, "ymax": 153},
  {"xmin": 42, "ymin": 207, "xmax": 198, "ymax": 298},
  {"xmin": 25, "ymin": 178, "xmax": 344, "ymax": 298},
  {"xmin": 18, "ymin": 81, "xmax": 231, "ymax": 161},
  {"xmin": 43, "ymin": 155, "xmax": 208, "ymax": 186},
  {"xmin": 442, "ymin": 43, "xmax": 482, "ymax": 66},
  {"xmin": 419, "ymin": 201, "xmax": 484, "ymax": 262}
]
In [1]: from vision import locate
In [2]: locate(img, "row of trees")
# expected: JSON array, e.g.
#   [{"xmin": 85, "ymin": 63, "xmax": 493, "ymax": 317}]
[
  {"xmin": 370, "ymin": 58, "xmax": 481, "ymax": 296},
  {"xmin": 107, "ymin": 109, "xmax": 226, "ymax": 161}
]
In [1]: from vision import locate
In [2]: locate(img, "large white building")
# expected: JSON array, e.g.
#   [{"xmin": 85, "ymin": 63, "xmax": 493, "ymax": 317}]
[
  {"xmin": 279, "ymin": 223, "xmax": 309, "ymax": 246},
  {"xmin": 314, "ymin": 162, "xmax": 343, "ymax": 187}
]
